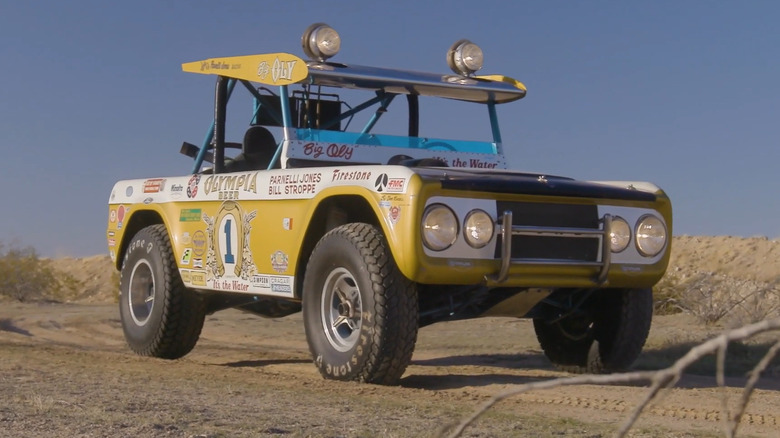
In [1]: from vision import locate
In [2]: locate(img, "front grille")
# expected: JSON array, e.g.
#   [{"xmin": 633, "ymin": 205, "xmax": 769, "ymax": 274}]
[{"xmin": 494, "ymin": 202, "xmax": 601, "ymax": 262}]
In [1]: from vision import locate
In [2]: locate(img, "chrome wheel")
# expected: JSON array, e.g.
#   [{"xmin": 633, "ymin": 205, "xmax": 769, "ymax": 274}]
[
  {"xmin": 128, "ymin": 259, "xmax": 155, "ymax": 326},
  {"xmin": 320, "ymin": 267, "xmax": 362, "ymax": 352}
]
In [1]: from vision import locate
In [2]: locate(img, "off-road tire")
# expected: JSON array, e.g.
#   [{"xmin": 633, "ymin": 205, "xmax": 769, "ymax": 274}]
[
  {"xmin": 119, "ymin": 224, "xmax": 206, "ymax": 359},
  {"xmin": 533, "ymin": 288, "xmax": 653, "ymax": 373},
  {"xmin": 303, "ymin": 223, "xmax": 418, "ymax": 385}
]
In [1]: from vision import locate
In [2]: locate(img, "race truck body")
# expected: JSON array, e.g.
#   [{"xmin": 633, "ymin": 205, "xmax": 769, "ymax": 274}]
[{"xmin": 107, "ymin": 24, "xmax": 672, "ymax": 384}]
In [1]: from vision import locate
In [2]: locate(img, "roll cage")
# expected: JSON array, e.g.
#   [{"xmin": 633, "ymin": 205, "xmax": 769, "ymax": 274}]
[{"xmin": 182, "ymin": 56, "xmax": 527, "ymax": 174}]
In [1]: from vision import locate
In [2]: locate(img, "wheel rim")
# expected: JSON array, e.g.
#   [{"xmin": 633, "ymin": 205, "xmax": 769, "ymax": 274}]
[
  {"xmin": 128, "ymin": 259, "xmax": 155, "ymax": 326},
  {"xmin": 320, "ymin": 267, "xmax": 362, "ymax": 352}
]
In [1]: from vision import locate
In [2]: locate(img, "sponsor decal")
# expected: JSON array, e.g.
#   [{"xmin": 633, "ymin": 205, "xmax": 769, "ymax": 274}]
[
  {"xmin": 109, "ymin": 250, "xmax": 116, "ymax": 261},
  {"xmin": 109, "ymin": 209, "xmax": 117, "ymax": 223},
  {"xmin": 187, "ymin": 174, "xmax": 200, "ymax": 198},
  {"xmin": 180, "ymin": 208, "xmax": 202, "ymax": 222},
  {"xmin": 303, "ymin": 142, "xmax": 354, "ymax": 160},
  {"xmin": 181, "ymin": 270, "xmax": 191, "ymax": 283},
  {"xmin": 117, "ymin": 205, "xmax": 126, "ymax": 229},
  {"xmin": 180, "ymin": 232, "xmax": 192, "ymax": 245},
  {"xmin": 268, "ymin": 172, "xmax": 321, "ymax": 196},
  {"xmin": 107, "ymin": 238, "xmax": 116, "ymax": 247},
  {"xmin": 375, "ymin": 174, "xmax": 389, "ymax": 192},
  {"xmin": 375, "ymin": 174, "xmax": 405, "ymax": 193},
  {"xmin": 331, "ymin": 169, "xmax": 372, "ymax": 181},
  {"xmin": 125, "ymin": 186, "xmax": 133, "ymax": 197},
  {"xmin": 257, "ymin": 57, "xmax": 297, "ymax": 83},
  {"xmin": 192, "ymin": 230, "xmax": 206, "ymax": 256},
  {"xmin": 212, "ymin": 278, "xmax": 251, "ymax": 292},
  {"xmin": 388, "ymin": 206, "xmax": 401, "ymax": 224},
  {"xmin": 180, "ymin": 248, "xmax": 193, "ymax": 265},
  {"xmin": 192, "ymin": 258, "xmax": 203, "ymax": 269},
  {"xmin": 271, "ymin": 250, "xmax": 289, "ymax": 273},
  {"xmin": 108, "ymin": 231, "xmax": 115, "ymax": 237},
  {"xmin": 143, "ymin": 197, "xmax": 153, "ymax": 204},
  {"xmin": 190, "ymin": 270, "xmax": 207, "ymax": 286},
  {"xmin": 170, "ymin": 184, "xmax": 184, "ymax": 198},
  {"xmin": 143, "ymin": 178, "xmax": 165, "ymax": 193},
  {"xmin": 203, "ymin": 201, "xmax": 259, "ymax": 281},
  {"xmin": 203, "ymin": 172, "xmax": 258, "ymax": 200},
  {"xmin": 110, "ymin": 191, "xmax": 115, "ymax": 202},
  {"xmin": 270, "ymin": 276, "xmax": 292, "ymax": 294},
  {"xmin": 271, "ymin": 283, "xmax": 292, "ymax": 294},
  {"xmin": 386, "ymin": 178, "xmax": 406, "ymax": 193},
  {"xmin": 252, "ymin": 275, "xmax": 270, "ymax": 287},
  {"xmin": 199, "ymin": 60, "xmax": 231, "ymax": 71},
  {"xmin": 445, "ymin": 157, "xmax": 499, "ymax": 169},
  {"xmin": 283, "ymin": 217, "xmax": 293, "ymax": 231},
  {"xmin": 448, "ymin": 260, "xmax": 473, "ymax": 267}
]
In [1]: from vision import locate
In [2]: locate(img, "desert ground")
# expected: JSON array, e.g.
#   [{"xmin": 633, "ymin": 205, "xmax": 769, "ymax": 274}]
[{"xmin": 1, "ymin": 236, "xmax": 779, "ymax": 437}]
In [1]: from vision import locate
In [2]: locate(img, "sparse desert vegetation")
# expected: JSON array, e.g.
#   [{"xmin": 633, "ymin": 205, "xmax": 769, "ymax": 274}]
[{"xmin": 1, "ymin": 236, "xmax": 780, "ymax": 437}]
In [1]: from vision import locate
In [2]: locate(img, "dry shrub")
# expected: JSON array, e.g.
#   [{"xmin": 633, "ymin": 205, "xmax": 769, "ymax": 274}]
[
  {"xmin": 0, "ymin": 242, "xmax": 81, "ymax": 302},
  {"xmin": 654, "ymin": 267, "xmax": 780, "ymax": 325}
]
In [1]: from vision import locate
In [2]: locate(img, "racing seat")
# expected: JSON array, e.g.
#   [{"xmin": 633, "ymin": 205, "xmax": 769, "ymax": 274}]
[{"xmin": 226, "ymin": 126, "xmax": 278, "ymax": 172}]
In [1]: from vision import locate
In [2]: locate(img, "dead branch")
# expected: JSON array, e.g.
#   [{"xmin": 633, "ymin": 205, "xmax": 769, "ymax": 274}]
[{"xmin": 445, "ymin": 316, "xmax": 780, "ymax": 438}]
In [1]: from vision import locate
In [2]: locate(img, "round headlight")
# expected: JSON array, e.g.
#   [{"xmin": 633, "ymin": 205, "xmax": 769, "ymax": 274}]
[
  {"xmin": 422, "ymin": 204, "xmax": 458, "ymax": 251},
  {"xmin": 463, "ymin": 210, "xmax": 494, "ymax": 248},
  {"xmin": 301, "ymin": 23, "xmax": 341, "ymax": 61},
  {"xmin": 447, "ymin": 39, "xmax": 484, "ymax": 76},
  {"xmin": 609, "ymin": 216, "xmax": 631, "ymax": 253},
  {"xmin": 635, "ymin": 215, "xmax": 667, "ymax": 257}
]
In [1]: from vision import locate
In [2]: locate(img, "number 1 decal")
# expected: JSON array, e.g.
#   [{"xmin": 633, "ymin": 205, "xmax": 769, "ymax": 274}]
[{"xmin": 223, "ymin": 218, "xmax": 235, "ymax": 264}]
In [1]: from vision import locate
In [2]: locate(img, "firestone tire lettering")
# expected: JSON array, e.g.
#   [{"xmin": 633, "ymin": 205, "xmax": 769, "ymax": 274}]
[
  {"xmin": 302, "ymin": 223, "xmax": 418, "ymax": 385},
  {"xmin": 119, "ymin": 224, "xmax": 207, "ymax": 359}
]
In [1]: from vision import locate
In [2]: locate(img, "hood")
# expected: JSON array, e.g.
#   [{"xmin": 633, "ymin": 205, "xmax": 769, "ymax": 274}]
[{"xmin": 414, "ymin": 168, "xmax": 657, "ymax": 202}]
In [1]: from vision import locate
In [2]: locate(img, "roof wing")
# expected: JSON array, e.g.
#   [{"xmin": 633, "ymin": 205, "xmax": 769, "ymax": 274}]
[
  {"xmin": 306, "ymin": 62, "xmax": 526, "ymax": 104},
  {"xmin": 182, "ymin": 53, "xmax": 308, "ymax": 86}
]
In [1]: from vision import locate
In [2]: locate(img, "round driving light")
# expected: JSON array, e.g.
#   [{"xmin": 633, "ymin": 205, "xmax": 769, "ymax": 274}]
[
  {"xmin": 609, "ymin": 216, "xmax": 631, "ymax": 253},
  {"xmin": 447, "ymin": 39, "xmax": 484, "ymax": 76},
  {"xmin": 463, "ymin": 210, "xmax": 494, "ymax": 248},
  {"xmin": 635, "ymin": 215, "xmax": 667, "ymax": 257},
  {"xmin": 422, "ymin": 204, "xmax": 458, "ymax": 251},
  {"xmin": 301, "ymin": 23, "xmax": 341, "ymax": 61}
]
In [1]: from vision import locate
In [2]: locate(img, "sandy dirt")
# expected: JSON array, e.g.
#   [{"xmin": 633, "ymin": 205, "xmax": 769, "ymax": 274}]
[{"xmin": 2, "ymin": 236, "xmax": 780, "ymax": 437}]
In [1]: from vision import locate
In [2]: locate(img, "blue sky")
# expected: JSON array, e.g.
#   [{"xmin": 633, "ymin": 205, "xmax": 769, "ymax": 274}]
[{"xmin": 1, "ymin": 1, "xmax": 778, "ymax": 257}]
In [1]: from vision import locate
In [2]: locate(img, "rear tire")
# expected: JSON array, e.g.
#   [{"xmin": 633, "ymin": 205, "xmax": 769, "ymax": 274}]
[
  {"xmin": 534, "ymin": 288, "xmax": 653, "ymax": 373},
  {"xmin": 303, "ymin": 223, "xmax": 418, "ymax": 385},
  {"xmin": 119, "ymin": 224, "xmax": 206, "ymax": 359}
]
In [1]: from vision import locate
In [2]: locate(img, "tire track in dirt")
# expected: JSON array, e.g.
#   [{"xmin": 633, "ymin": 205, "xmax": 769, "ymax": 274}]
[{"xmin": 517, "ymin": 394, "xmax": 779, "ymax": 426}]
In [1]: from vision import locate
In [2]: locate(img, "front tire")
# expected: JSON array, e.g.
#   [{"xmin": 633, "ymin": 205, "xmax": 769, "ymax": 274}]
[
  {"xmin": 303, "ymin": 223, "xmax": 418, "ymax": 385},
  {"xmin": 119, "ymin": 224, "xmax": 206, "ymax": 359},
  {"xmin": 533, "ymin": 288, "xmax": 653, "ymax": 373}
]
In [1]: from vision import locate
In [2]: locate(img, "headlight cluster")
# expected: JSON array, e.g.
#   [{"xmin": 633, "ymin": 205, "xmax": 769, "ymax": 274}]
[
  {"xmin": 422, "ymin": 205, "xmax": 494, "ymax": 251},
  {"xmin": 609, "ymin": 215, "xmax": 667, "ymax": 257}
]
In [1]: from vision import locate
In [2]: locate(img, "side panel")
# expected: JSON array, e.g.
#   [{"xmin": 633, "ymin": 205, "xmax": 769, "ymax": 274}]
[{"xmin": 108, "ymin": 167, "xmax": 419, "ymax": 298}]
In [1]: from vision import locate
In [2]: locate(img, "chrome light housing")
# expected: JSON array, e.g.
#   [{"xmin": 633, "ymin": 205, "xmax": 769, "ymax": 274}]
[
  {"xmin": 463, "ymin": 210, "xmax": 494, "ymax": 248},
  {"xmin": 422, "ymin": 204, "xmax": 458, "ymax": 251},
  {"xmin": 635, "ymin": 215, "xmax": 667, "ymax": 257},
  {"xmin": 447, "ymin": 39, "xmax": 483, "ymax": 76},
  {"xmin": 609, "ymin": 216, "xmax": 631, "ymax": 253},
  {"xmin": 302, "ymin": 23, "xmax": 341, "ymax": 61}
]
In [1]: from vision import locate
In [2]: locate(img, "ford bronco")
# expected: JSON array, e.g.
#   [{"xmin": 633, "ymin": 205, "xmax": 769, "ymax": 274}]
[{"xmin": 107, "ymin": 24, "xmax": 672, "ymax": 385}]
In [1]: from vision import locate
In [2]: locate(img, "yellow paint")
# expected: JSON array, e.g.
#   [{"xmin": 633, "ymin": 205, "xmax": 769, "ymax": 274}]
[
  {"xmin": 108, "ymin": 175, "xmax": 672, "ymax": 294},
  {"xmin": 182, "ymin": 53, "xmax": 308, "ymax": 85},
  {"xmin": 476, "ymin": 74, "xmax": 527, "ymax": 92}
]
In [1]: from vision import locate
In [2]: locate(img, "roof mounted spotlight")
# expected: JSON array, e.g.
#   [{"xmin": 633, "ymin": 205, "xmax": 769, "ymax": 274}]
[
  {"xmin": 447, "ymin": 39, "xmax": 484, "ymax": 76},
  {"xmin": 302, "ymin": 23, "xmax": 341, "ymax": 62}
]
